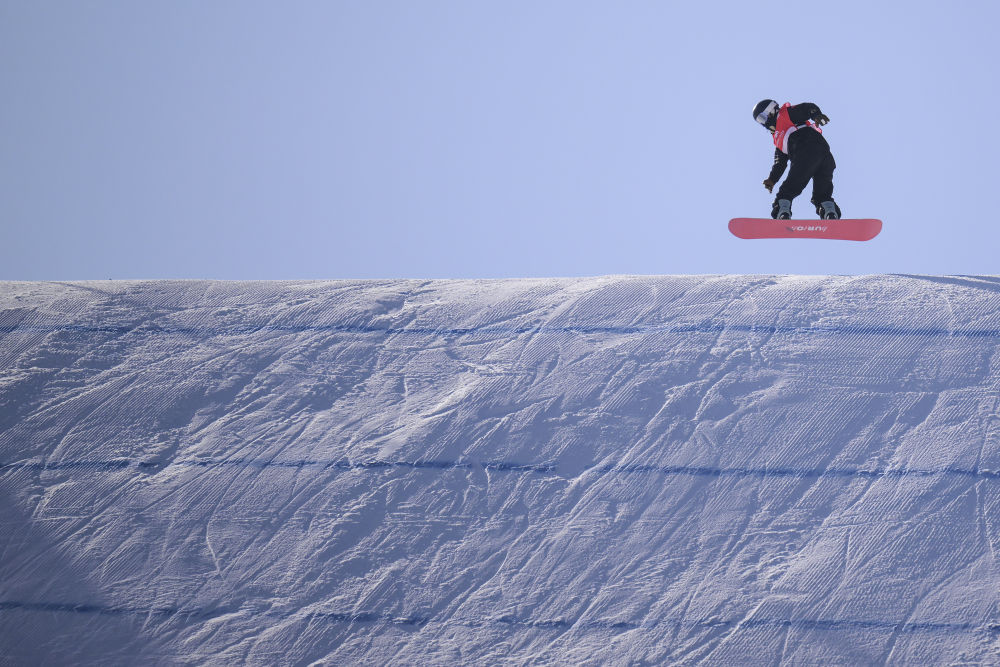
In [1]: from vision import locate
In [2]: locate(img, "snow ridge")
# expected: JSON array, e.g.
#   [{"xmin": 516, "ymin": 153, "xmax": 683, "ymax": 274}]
[{"xmin": 2, "ymin": 276, "xmax": 1000, "ymax": 664}]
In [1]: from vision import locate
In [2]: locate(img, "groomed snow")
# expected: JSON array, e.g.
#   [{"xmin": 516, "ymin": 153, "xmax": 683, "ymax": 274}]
[{"xmin": 2, "ymin": 276, "xmax": 999, "ymax": 664}]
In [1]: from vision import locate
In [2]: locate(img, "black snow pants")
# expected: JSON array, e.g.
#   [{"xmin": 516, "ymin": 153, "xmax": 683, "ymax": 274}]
[{"xmin": 775, "ymin": 130, "xmax": 836, "ymax": 210}]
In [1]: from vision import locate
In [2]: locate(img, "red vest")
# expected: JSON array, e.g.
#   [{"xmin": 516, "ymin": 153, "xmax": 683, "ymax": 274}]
[{"xmin": 773, "ymin": 103, "xmax": 821, "ymax": 154}]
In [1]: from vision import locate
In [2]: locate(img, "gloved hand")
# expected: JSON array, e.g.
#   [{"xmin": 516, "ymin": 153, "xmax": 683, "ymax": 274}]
[
  {"xmin": 763, "ymin": 179, "xmax": 775, "ymax": 193},
  {"xmin": 814, "ymin": 113, "xmax": 830, "ymax": 126}
]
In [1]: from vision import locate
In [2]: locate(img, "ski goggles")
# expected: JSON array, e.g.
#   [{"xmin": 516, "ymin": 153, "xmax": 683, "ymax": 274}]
[{"xmin": 755, "ymin": 101, "xmax": 779, "ymax": 127}]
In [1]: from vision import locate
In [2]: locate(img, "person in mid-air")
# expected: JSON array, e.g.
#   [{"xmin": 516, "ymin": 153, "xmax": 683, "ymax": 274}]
[{"xmin": 752, "ymin": 100, "xmax": 841, "ymax": 220}]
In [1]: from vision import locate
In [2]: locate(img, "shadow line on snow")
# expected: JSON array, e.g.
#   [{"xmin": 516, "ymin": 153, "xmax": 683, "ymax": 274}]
[
  {"xmin": 2, "ymin": 459, "xmax": 998, "ymax": 480},
  {"xmin": 5, "ymin": 320, "xmax": 1000, "ymax": 340},
  {"xmin": 1, "ymin": 601, "xmax": 996, "ymax": 638}
]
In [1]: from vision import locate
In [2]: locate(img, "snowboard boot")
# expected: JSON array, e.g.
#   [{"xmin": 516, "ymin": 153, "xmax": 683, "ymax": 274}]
[
  {"xmin": 816, "ymin": 200, "xmax": 841, "ymax": 220},
  {"xmin": 771, "ymin": 199, "xmax": 793, "ymax": 220}
]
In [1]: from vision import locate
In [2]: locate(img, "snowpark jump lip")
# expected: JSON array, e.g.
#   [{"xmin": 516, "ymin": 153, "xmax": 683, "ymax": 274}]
[
  {"xmin": 729, "ymin": 217, "xmax": 882, "ymax": 241},
  {"xmin": 4, "ymin": 277, "xmax": 999, "ymax": 665}
]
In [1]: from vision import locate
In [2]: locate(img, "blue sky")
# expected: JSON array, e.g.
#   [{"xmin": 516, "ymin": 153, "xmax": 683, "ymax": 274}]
[{"xmin": 2, "ymin": 1, "xmax": 998, "ymax": 279}]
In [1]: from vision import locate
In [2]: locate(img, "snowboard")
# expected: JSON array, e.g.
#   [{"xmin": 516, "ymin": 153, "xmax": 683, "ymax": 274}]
[{"xmin": 729, "ymin": 218, "xmax": 882, "ymax": 241}]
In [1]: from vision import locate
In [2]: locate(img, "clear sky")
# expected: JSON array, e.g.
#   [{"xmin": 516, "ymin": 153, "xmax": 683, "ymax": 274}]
[{"xmin": 2, "ymin": 1, "xmax": 998, "ymax": 280}]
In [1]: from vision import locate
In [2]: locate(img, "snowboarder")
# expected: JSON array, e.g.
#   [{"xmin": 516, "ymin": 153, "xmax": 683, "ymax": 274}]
[{"xmin": 752, "ymin": 100, "xmax": 841, "ymax": 220}]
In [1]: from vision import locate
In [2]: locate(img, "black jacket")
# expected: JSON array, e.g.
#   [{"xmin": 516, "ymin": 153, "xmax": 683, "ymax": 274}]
[{"xmin": 767, "ymin": 103, "xmax": 830, "ymax": 182}]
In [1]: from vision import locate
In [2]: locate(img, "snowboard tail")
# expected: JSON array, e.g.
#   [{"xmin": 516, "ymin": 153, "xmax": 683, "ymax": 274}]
[{"xmin": 729, "ymin": 218, "xmax": 882, "ymax": 241}]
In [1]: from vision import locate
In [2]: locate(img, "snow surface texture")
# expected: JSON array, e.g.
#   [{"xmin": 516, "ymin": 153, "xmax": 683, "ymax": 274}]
[{"xmin": 2, "ymin": 276, "xmax": 1000, "ymax": 665}]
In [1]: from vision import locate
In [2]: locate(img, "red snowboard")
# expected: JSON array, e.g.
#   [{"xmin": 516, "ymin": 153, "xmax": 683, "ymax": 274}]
[{"xmin": 729, "ymin": 218, "xmax": 882, "ymax": 241}]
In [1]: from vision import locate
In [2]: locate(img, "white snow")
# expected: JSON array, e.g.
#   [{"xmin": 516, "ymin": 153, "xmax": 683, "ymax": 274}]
[{"xmin": 2, "ymin": 276, "xmax": 999, "ymax": 664}]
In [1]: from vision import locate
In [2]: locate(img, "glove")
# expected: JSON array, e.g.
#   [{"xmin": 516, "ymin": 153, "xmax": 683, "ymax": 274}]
[
  {"xmin": 814, "ymin": 113, "xmax": 830, "ymax": 126},
  {"xmin": 763, "ymin": 179, "xmax": 775, "ymax": 193}
]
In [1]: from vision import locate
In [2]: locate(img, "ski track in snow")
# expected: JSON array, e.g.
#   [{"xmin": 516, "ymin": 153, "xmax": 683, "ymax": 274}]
[{"xmin": 2, "ymin": 276, "xmax": 1000, "ymax": 665}]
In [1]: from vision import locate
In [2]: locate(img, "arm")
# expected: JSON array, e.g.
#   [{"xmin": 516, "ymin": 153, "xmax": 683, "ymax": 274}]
[
  {"xmin": 764, "ymin": 148, "xmax": 788, "ymax": 191},
  {"xmin": 789, "ymin": 102, "xmax": 829, "ymax": 126}
]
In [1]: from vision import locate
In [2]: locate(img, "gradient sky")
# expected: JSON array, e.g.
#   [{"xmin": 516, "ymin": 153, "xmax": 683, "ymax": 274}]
[{"xmin": 2, "ymin": 1, "xmax": 998, "ymax": 280}]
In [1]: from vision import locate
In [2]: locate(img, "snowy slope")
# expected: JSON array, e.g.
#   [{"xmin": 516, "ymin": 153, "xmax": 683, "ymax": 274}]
[{"xmin": 2, "ymin": 276, "xmax": 1000, "ymax": 665}]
